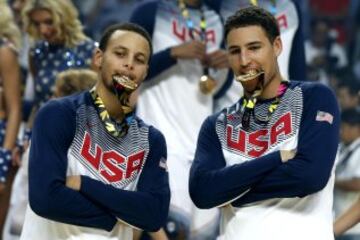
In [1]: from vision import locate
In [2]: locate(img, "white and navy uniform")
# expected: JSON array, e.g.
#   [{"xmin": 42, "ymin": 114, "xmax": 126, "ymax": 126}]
[
  {"xmin": 334, "ymin": 138, "xmax": 360, "ymax": 236},
  {"xmin": 209, "ymin": 0, "xmax": 307, "ymax": 110},
  {"xmin": 130, "ymin": 0, "xmax": 226, "ymax": 234},
  {"xmin": 190, "ymin": 81, "xmax": 339, "ymax": 240},
  {"xmin": 20, "ymin": 91, "xmax": 170, "ymax": 240}
]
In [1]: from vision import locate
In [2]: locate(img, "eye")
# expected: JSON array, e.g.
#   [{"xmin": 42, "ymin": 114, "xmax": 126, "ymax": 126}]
[
  {"xmin": 135, "ymin": 57, "xmax": 146, "ymax": 64},
  {"xmin": 115, "ymin": 51, "xmax": 125, "ymax": 57},
  {"xmin": 44, "ymin": 19, "xmax": 53, "ymax": 26},
  {"xmin": 229, "ymin": 48, "xmax": 240, "ymax": 55},
  {"xmin": 249, "ymin": 45, "xmax": 261, "ymax": 51}
]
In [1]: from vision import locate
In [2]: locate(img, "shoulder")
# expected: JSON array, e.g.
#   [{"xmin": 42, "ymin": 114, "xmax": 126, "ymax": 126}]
[
  {"xmin": 0, "ymin": 43, "xmax": 18, "ymax": 63},
  {"xmin": 77, "ymin": 39, "xmax": 97, "ymax": 50},
  {"xmin": 199, "ymin": 111, "xmax": 224, "ymax": 133},
  {"xmin": 136, "ymin": 117, "xmax": 166, "ymax": 145},
  {"xmin": 148, "ymin": 126, "xmax": 166, "ymax": 147},
  {"xmin": 37, "ymin": 92, "xmax": 89, "ymax": 120},
  {"xmin": 289, "ymin": 81, "xmax": 336, "ymax": 99},
  {"xmin": 204, "ymin": 0, "xmax": 221, "ymax": 12},
  {"xmin": 0, "ymin": 38, "xmax": 18, "ymax": 55},
  {"xmin": 131, "ymin": 0, "xmax": 159, "ymax": 24}
]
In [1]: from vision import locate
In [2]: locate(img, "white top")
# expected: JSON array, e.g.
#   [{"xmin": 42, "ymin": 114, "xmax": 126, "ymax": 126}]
[{"xmin": 334, "ymin": 138, "xmax": 360, "ymax": 234}]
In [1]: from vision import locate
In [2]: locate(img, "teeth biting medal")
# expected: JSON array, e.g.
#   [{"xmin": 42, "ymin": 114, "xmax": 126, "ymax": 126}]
[
  {"xmin": 113, "ymin": 75, "xmax": 138, "ymax": 90},
  {"xmin": 235, "ymin": 69, "xmax": 264, "ymax": 82}
]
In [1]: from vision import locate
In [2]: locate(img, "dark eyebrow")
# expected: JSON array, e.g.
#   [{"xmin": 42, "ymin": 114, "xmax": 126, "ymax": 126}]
[
  {"xmin": 246, "ymin": 41, "xmax": 262, "ymax": 47},
  {"xmin": 227, "ymin": 45, "xmax": 239, "ymax": 50},
  {"xmin": 227, "ymin": 41, "xmax": 262, "ymax": 50},
  {"xmin": 113, "ymin": 46, "xmax": 127, "ymax": 51}
]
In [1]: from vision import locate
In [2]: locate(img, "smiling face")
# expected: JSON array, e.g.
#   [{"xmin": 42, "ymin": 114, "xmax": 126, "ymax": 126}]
[
  {"xmin": 94, "ymin": 30, "xmax": 150, "ymax": 95},
  {"xmin": 226, "ymin": 25, "xmax": 282, "ymax": 97},
  {"xmin": 29, "ymin": 8, "xmax": 62, "ymax": 44}
]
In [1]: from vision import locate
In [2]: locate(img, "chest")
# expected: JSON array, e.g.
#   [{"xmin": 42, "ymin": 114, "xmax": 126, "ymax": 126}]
[
  {"xmin": 217, "ymin": 89, "xmax": 303, "ymax": 165},
  {"xmin": 67, "ymin": 107, "xmax": 150, "ymax": 190}
]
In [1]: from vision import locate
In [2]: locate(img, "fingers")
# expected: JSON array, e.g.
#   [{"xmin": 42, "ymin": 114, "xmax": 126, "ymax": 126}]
[
  {"xmin": 280, "ymin": 149, "xmax": 296, "ymax": 163},
  {"xmin": 11, "ymin": 146, "xmax": 23, "ymax": 167},
  {"xmin": 171, "ymin": 43, "xmax": 230, "ymax": 69},
  {"xmin": 206, "ymin": 50, "xmax": 229, "ymax": 69},
  {"xmin": 171, "ymin": 40, "xmax": 206, "ymax": 61},
  {"xmin": 66, "ymin": 175, "xmax": 81, "ymax": 191}
]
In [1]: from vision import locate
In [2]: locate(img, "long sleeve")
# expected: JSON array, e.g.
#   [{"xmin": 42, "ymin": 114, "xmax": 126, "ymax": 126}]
[
  {"xmin": 288, "ymin": 1, "xmax": 306, "ymax": 80},
  {"xmin": 233, "ymin": 83, "xmax": 340, "ymax": 206},
  {"xmin": 130, "ymin": 1, "xmax": 177, "ymax": 81},
  {"xmin": 189, "ymin": 114, "xmax": 282, "ymax": 209},
  {"xmin": 28, "ymin": 99, "xmax": 117, "ymax": 231},
  {"xmin": 79, "ymin": 127, "xmax": 170, "ymax": 232}
]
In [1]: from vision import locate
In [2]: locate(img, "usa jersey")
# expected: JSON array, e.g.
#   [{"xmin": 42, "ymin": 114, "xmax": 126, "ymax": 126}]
[
  {"xmin": 20, "ymin": 91, "xmax": 170, "ymax": 240},
  {"xmin": 190, "ymin": 81, "xmax": 339, "ymax": 240}
]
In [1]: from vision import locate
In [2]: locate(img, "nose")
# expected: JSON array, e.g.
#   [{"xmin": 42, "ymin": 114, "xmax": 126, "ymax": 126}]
[
  {"xmin": 123, "ymin": 58, "xmax": 134, "ymax": 71},
  {"xmin": 240, "ymin": 50, "xmax": 251, "ymax": 67},
  {"xmin": 39, "ymin": 23, "xmax": 50, "ymax": 36}
]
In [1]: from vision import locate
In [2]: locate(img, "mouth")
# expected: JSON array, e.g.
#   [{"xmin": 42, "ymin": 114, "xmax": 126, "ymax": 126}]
[
  {"xmin": 112, "ymin": 75, "xmax": 138, "ymax": 91},
  {"xmin": 235, "ymin": 69, "xmax": 265, "ymax": 83}
]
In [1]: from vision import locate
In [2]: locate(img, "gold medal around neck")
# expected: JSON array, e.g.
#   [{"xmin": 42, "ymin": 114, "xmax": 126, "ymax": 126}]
[
  {"xmin": 199, "ymin": 75, "xmax": 217, "ymax": 95},
  {"xmin": 112, "ymin": 75, "xmax": 137, "ymax": 114}
]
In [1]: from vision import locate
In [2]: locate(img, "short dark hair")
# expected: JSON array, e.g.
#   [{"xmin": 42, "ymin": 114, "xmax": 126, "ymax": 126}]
[
  {"xmin": 341, "ymin": 108, "xmax": 360, "ymax": 126},
  {"xmin": 98, "ymin": 22, "xmax": 153, "ymax": 57},
  {"xmin": 224, "ymin": 6, "xmax": 280, "ymax": 43}
]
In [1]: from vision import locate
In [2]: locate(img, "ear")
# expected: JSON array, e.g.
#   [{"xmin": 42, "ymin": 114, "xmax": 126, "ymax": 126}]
[
  {"xmin": 93, "ymin": 48, "xmax": 103, "ymax": 69},
  {"xmin": 273, "ymin": 36, "xmax": 283, "ymax": 57}
]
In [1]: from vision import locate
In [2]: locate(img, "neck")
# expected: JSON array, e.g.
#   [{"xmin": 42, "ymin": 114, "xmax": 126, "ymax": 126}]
[
  {"xmin": 261, "ymin": 74, "xmax": 283, "ymax": 99},
  {"xmin": 95, "ymin": 81, "xmax": 125, "ymax": 122},
  {"xmin": 246, "ymin": 70, "xmax": 283, "ymax": 100}
]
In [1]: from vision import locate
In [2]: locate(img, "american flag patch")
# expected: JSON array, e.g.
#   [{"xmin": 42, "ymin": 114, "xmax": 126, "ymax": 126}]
[
  {"xmin": 316, "ymin": 111, "xmax": 333, "ymax": 124},
  {"xmin": 159, "ymin": 157, "xmax": 168, "ymax": 171}
]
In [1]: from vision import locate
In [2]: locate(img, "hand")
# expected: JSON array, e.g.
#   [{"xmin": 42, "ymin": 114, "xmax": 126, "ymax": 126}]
[
  {"xmin": 280, "ymin": 149, "xmax": 296, "ymax": 163},
  {"xmin": 205, "ymin": 49, "xmax": 229, "ymax": 69},
  {"xmin": 66, "ymin": 175, "xmax": 81, "ymax": 191},
  {"xmin": 12, "ymin": 145, "xmax": 24, "ymax": 167},
  {"xmin": 12, "ymin": 128, "xmax": 32, "ymax": 166},
  {"xmin": 170, "ymin": 40, "xmax": 206, "ymax": 62}
]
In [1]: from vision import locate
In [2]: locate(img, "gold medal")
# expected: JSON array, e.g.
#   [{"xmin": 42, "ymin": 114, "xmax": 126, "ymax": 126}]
[
  {"xmin": 235, "ymin": 70, "xmax": 264, "ymax": 82},
  {"xmin": 199, "ymin": 75, "xmax": 217, "ymax": 95},
  {"xmin": 113, "ymin": 75, "xmax": 138, "ymax": 91}
]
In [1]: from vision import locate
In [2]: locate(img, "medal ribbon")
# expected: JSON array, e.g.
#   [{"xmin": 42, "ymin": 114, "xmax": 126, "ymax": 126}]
[
  {"xmin": 241, "ymin": 81, "xmax": 288, "ymax": 129},
  {"xmin": 178, "ymin": 0, "xmax": 210, "ymax": 76},
  {"xmin": 90, "ymin": 87, "xmax": 134, "ymax": 138}
]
